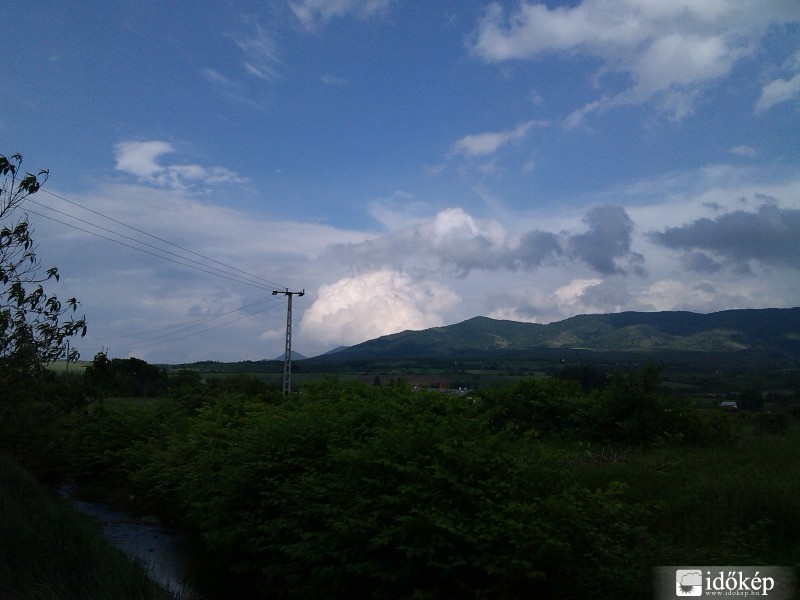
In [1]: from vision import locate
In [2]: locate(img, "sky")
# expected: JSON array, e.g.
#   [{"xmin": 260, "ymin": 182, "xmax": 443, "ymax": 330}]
[{"xmin": 2, "ymin": 0, "xmax": 799, "ymax": 363}]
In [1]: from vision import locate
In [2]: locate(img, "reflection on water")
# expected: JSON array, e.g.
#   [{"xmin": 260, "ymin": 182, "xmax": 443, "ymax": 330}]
[{"xmin": 59, "ymin": 485, "xmax": 200, "ymax": 599}]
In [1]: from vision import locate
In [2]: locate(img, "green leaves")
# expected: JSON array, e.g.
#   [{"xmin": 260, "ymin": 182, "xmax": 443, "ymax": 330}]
[
  {"xmin": 0, "ymin": 154, "xmax": 19, "ymax": 176},
  {"xmin": 1, "ymin": 153, "xmax": 85, "ymax": 398},
  {"xmin": 96, "ymin": 385, "xmax": 665, "ymax": 598}
]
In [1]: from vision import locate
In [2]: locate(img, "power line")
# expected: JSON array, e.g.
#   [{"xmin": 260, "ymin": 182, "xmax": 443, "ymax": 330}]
[
  {"xmin": 110, "ymin": 299, "xmax": 286, "ymax": 352},
  {"xmin": 40, "ymin": 188, "xmax": 285, "ymax": 289},
  {"xmin": 14, "ymin": 188, "xmax": 304, "ymax": 359},
  {"xmin": 22, "ymin": 206, "xmax": 277, "ymax": 291},
  {"xmin": 95, "ymin": 295, "xmax": 280, "ymax": 341},
  {"xmin": 27, "ymin": 197, "xmax": 274, "ymax": 290}
]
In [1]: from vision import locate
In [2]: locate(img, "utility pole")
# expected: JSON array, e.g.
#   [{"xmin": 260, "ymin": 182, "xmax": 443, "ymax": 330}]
[{"xmin": 272, "ymin": 288, "xmax": 304, "ymax": 396}]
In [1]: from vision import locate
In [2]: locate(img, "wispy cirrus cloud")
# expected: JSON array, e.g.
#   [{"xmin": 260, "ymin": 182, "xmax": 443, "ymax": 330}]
[
  {"xmin": 729, "ymin": 145, "xmax": 757, "ymax": 157},
  {"xmin": 202, "ymin": 16, "xmax": 282, "ymax": 108},
  {"xmin": 320, "ymin": 73, "xmax": 348, "ymax": 85},
  {"xmin": 230, "ymin": 17, "xmax": 284, "ymax": 82},
  {"xmin": 202, "ymin": 68, "xmax": 266, "ymax": 110}
]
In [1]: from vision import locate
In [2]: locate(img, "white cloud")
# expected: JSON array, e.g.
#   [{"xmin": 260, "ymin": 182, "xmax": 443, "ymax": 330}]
[
  {"xmin": 636, "ymin": 279, "xmax": 719, "ymax": 312},
  {"xmin": 299, "ymin": 270, "xmax": 460, "ymax": 347},
  {"xmin": 554, "ymin": 278, "xmax": 603, "ymax": 305},
  {"xmin": 114, "ymin": 141, "xmax": 173, "ymax": 178},
  {"xmin": 320, "ymin": 73, "xmax": 348, "ymax": 85},
  {"xmin": 30, "ymin": 180, "xmax": 374, "ymax": 361},
  {"xmin": 486, "ymin": 277, "xmax": 625, "ymax": 323},
  {"xmin": 368, "ymin": 191, "xmax": 432, "ymax": 230},
  {"xmin": 470, "ymin": 0, "xmax": 800, "ymax": 122},
  {"xmin": 32, "ymin": 144, "xmax": 800, "ymax": 362},
  {"xmin": 201, "ymin": 17, "xmax": 281, "ymax": 110},
  {"xmin": 631, "ymin": 34, "xmax": 741, "ymax": 98},
  {"xmin": 114, "ymin": 141, "xmax": 246, "ymax": 191},
  {"xmin": 451, "ymin": 120, "xmax": 542, "ymax": 157},
  {"xmin": 231, "ymin": 18, "xmax": 283, "ymax": 82},
  {"xmin": 755, "ymin": 72, "xmax": 800, "ymax": 113},
  {"xmin": 290, "ymin": 0, "xmax": 394, "ymax": 30},
  {"xmin": 729, "ymin": 145, "xmax": 757, "ymax": 157},
  {"xmin": 201, "ymin": 68, "xmax": 264, "ymax": 109}
]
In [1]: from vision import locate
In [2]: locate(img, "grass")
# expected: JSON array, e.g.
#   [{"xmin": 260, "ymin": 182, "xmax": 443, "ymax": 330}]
[
  {"xmin": 46, "ymin": 360, "xmax": 92, "ymax": 374},
  {"xmin": 566, "ymin": 426, "xmax": 800, "ymax": 565},
  {"xmin": 0, "ymin": 455, "xmax": 178, "ymax": 600}
]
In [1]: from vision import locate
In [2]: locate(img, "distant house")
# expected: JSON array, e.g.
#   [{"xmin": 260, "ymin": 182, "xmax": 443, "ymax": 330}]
[{"xmin": 719, "ymin": 401, "xmax": 738, "ymax": 411}]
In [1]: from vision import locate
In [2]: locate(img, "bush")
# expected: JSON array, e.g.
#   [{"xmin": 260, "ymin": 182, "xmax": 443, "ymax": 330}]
[
  {"xmin": 750, "ymin": 411, "xmax": 790, "ymax": 435},
  {"xmin": 23, "ymin": 374, "xmax": 797, "ymax": 598},
  {"xmin": 477, "ymin": 376, "xmax": 583, "ymax": 435},
  {"xmin": 124, "ymin": 384, "xmax": 665, "ymax": 598}
]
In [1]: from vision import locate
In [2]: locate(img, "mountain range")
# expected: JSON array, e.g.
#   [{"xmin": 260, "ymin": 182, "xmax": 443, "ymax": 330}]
[{"xmin": 308, "ymin": 308, "xmax": 800, "ymax": 363}]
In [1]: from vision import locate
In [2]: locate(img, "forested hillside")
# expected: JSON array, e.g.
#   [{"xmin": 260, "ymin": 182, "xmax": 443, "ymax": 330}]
[{"xmin": 315, "ymin": 308, "xmax": 800, "ymax": 362}]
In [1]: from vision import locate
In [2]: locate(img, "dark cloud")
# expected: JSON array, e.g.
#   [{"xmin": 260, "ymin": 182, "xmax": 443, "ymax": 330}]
[
  {"xmin": 328, "ymin": 205, "xmax": 647, "ymax": 277},
  {"xmin": 650, "ymin": 204, "xmax": 800, "ymax": 269},
  {"xmin": 568, "ymin": 205, "xmax": 640, "ymax": 274},
  {"xmin": 683, "ymin": 251, "xmax": 722, "ymax": 273},
  {"xmin": 579, "ymin": 279, "xmax": 635, "ymax": 308},
  {"xmin": 512, "ymin": 230, "xmax": 562, "ymax": 269}
]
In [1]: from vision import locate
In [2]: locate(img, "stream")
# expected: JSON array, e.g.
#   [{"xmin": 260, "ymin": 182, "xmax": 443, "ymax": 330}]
[{"xmin": 59, "ymin": 485, "xmax": 204, "ymax": 599}]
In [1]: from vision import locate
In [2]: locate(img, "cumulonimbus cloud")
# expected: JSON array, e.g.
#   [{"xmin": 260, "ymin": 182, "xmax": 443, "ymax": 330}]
[{"xmin": 298, "ymin": 269, "xmax": 459, "ymax": 346}]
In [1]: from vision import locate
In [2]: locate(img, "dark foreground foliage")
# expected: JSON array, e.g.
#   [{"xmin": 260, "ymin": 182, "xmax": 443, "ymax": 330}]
[
  {"xmin": 3, "ymin": 367, "xmax": 800, "ymax": 599},
  {"xmin": 0, "ymin": 455, "xmax": 176, "ymax": 600}
]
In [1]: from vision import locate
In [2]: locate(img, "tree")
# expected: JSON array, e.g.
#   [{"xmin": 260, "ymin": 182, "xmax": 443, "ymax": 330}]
[
  {"xmin": 738, "ymin": 387, "xmax": 764, "ymax": 411},
  {"xmin": 1, "ymin": 153, "xmax": 86, "ymax": 400}
]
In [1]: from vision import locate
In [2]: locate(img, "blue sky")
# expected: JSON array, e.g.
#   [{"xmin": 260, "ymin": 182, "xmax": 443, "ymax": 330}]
[{"xmin": 3, "ymin": 0, "xmax": 799, "ymax": 362}]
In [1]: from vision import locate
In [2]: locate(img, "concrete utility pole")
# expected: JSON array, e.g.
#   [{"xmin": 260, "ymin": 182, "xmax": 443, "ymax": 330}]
[{"xmin": 272, "ymin": 288, "xmax": 304, "ymax": 396}]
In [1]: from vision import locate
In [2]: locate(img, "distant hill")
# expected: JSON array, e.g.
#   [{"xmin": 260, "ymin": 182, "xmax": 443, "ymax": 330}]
[
  {"xmin": 272, "ymin": 351, "xmax": 307, "ymax": 361},
  {"xmin": 309, "ymin": 308, "xmax": 800, "ymax": 362}
]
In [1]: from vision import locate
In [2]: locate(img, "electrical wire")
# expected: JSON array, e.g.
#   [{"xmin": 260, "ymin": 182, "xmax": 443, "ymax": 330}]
[
  {"xmin": 111, "ymin": 299, "xmax": 286, "ymax": 352},
  {"xmin": 26, "ymin": 197, "xmax": 275, "ymax": 291},
  {"xmin": 95, "ymin": 295, "xmax": 281, "ymax": 341},
  {"xmin": 41, "ymin": 188, "xmax": 286, "ymax": 289},
  {"xmin": 11, "ymin": 188, "xmax": 301, "ymax": 356},
  {"xmin": 23, "ymin": 206, "xmax": 278, "ymax": 291}
]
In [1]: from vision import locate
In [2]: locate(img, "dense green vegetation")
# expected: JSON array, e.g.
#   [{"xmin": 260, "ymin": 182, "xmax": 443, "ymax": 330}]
[{"xmin": 4, "ymin": 362, "xmax": 799, "ymax": 599}]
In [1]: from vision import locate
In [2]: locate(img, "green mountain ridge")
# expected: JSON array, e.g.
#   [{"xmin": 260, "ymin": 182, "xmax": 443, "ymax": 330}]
[{"xmin": 310, "ymin": 308, "xmax": 800, "ymax": 362}]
